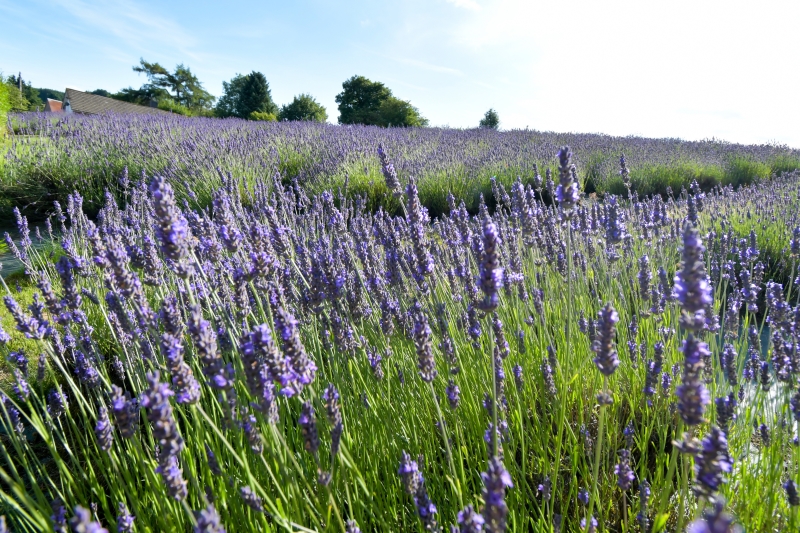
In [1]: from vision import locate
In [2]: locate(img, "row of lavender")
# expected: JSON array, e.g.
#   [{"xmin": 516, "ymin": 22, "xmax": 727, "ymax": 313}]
[
  {"xmin": 4, "ymin": 112, "xmax": 799, "ymax": 221},
  {"xmin": 0, "ymin": 145, "xmax": 799, "ymax": 531}
]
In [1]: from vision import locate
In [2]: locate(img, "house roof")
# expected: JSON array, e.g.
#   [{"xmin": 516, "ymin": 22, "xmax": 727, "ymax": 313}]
[
  {"xmin": 45, "ymin": 99, "xmax": 63, "ymax": 112},
  {"xmin": 63, "ymin": 88, "xmax": 170, "ymax": 116}
]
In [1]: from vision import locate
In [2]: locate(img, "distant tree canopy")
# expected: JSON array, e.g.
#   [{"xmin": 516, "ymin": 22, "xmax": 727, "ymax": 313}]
[
  {"xmin": 4, "ymin": 75, "xmax": 42, "ymax": 111},
  {"xmin": 89, "ymin": 89, "xmax": 111, "ymax": 98},
  {"xmin": 279, "ymin": 94, "xmax": 327, "ymax": 122},
  {"xmin": 121, "ymin": 59, "xmax": 215, "ymax": 110},
  {"xmin": 216, "ymin": 71, "xmax": 278, "ymax": 119},
  {"xmin": 479, "ymin": 108, "xmax": 500, "ymax": 130},
  {"xmin": 38, "ymin": 88, "xmax": 65, "ymax": 102},
  {"xmin": 335, "ymin": 75, "xmax": 427, "ymax": 127}
]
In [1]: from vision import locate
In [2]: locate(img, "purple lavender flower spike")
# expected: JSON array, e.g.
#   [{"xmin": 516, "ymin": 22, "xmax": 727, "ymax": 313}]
[
  {"xmin": 69, "ymin": 505, "xmax": 109, "ymax": 533},
  {"xmin": 591, "ymin": 303, "xmax": 619, "ymax": 376},
  {"xmin": 275, "ymin": 307, "xmax": 316, "ymax": 389},
  {"xmin": 194, "ymin": 503, "xmax": 226, "ymax": 533},
  {"xmin": 555, "ymin": 146, "xmax": 579, "ymax": 216},
  {"xmin": 413, "ymin": 310, "xmax": 437, "ymax": 383},
  {"xmin": 481, "ymin": 456, "xmax": 512, "ymax": 533},
  {"xmin": 150, "ymin": 175, "xmax": 193, "ymax": 278},
  {"xmin": 614, "ymin": 449, "xmax": 635, "ymax": 491},
  {"xmin": 693, "ymin": 426, "xmax": 732, "ymax": 498},
  {"xmin": 239, "ymin": 486, "xmax": 264, "ymax": 513},
  {"xmin": 116, "ymin": 502, "xmax": 134, "ymax": 533},
  {"xmin": 674, "ymin": 222, "xmax": 713, "ymax": 331},
  {"xmin": 686, "ymin": 499, "xmax": 741, "ymax": 533},
  {"xmin": 298, "ymin": 401, "xmax": 320, "ymax": 456},
  {"xmin": 785, "ymin": 480, "xmax": 800, "ymax": 506},
  {"xmin": 676, "ymin": 334, "xmax": 711, "ymax": 427},
  {"xmin": 478, "ymin": 216, "xmax": 503, "ymax": 312},
  {"xmin": 95, "ymin": 406, "xmax": 114, "ymax": 452},
  {"xmin": 456, "ymin": 504, "xmax": 485, "ymax": 533},
  {"xmin": 139, "ymin": 371, "xmax": 187, "ymax": 501}
]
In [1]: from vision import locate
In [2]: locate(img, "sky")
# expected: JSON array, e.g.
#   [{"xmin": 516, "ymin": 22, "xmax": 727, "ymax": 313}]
[{"xmin": 2, "ymin": 0, "xmax": 799, "ymax": 147}]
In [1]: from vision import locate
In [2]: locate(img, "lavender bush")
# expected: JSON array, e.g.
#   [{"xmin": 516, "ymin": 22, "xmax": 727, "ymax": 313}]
[
  {"xmin": 3, "ymin": 112, "xmax": 799, "ymax": 223},
  {"xmin": 0, "ymin": 138, "xmax": 799, "ymax": 531}
]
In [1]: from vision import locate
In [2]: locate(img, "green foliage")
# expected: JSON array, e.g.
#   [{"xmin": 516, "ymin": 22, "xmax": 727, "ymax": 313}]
[
  {"xmin": 38, "ymin": 88, "xmax": 65, "ymax": 102},
  {"xmin": 216, "ymin": 72, "xmax": 277, "ymax": 119},
  {"xmin": 723, "ymin": 155, "xmax": 770, "ymax": 187},
  {"xmin": 89, "ymin": 89, "xmax": 111, "ymax": 98},
  {"xmin": 279, "ymin": 93, "xmax": 328, "ymax": 122},
  {"xmin": 113, "ymin": 85, "xmax": 170, "ymax": 105},
  {"xmin": 479, "ymin": 108, "xmax": 500, "ymax": 129},
  {"xmin": 768, "ymin": 154, "xmax": 800, "ymax": 175},
  {"xmin": 0, "ymin": 82, "xmax": 9, "ymax": 136},
  {"xmin": 601, "ymin": 161, "xmax": 725, "ymax": 198},
  {"xmin": 157, "ymin": 98, "xmax": 193, "ymax": 116},
  {"xmin": 376, "ymin": 97, "xmax": 428, "ymax": 127},
  {"xmin": 335, "ymin": 75, "xmax": 393, "ymax": 125},
  {"xmin": 335, "ymin": 75, "xmax": 427, "ymax": 127},
  {"xmin": 6, "ymin": 75, "xmax": 42, "ymax": 110},
  {"xmin": 131, "ymin": 58, "xmax": 215, "ymax": 110},
  {"xmin": 3, "ymin": 80, "xmax": 30, "ymax": 112},
  {"xmin": 249, "ymin": 110, "xmax": 277, "ymax": 122}
]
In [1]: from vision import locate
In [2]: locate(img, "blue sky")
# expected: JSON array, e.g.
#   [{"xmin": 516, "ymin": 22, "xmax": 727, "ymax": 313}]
[{"xmin": 2, "ymin": 0, "xmax": 799, "ymax": 147}]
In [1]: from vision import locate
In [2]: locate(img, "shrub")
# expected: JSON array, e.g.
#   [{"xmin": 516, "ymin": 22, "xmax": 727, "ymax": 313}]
[
  {"xmin": 0, "ymin": 82, "xmax": 9, "ymax": 136},
  {"xmin": 249, "ymin": 111, "xmax": 278, "ymax": 122}
]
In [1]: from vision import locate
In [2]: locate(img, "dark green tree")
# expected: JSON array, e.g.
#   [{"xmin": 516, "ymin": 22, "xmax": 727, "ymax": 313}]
[
  {"xmin": 479, "ymin": 108, "xmax": 500, "ymax": 129},
  {"xmin": 38, "ymin": 88, "xmax": 65, "ymax": 102},
  {"xmin": 89, "ymin": 89, "xmax": 111, "ymax": 98},
  {"xmin": 376, "ymin": 97, "xmax": 428, "ymax": 127},
  {"xmin": 335, "ymin": 75, "xmax": 392, "ymax": 125},
  {"xmin": 239, "ymin": 72, "xmax": 277, "ymax": 118},
  {"xmin": 279, "ymin": 94, "xmax": 328, "ymax": 122},
  {"xmin": 216, "ymin": 72, "xmax": 277, "ymax": 119},
  {"xmin": 6, "ymin": 75, "xmax": 42, "ymax": 110},
  {"xmin": 131, "ymin": 59, "xmax": 215, "ymax": 110},
  {"xmin": 113, "ymin": 86, "xmax": 170, "ymax": 105}
]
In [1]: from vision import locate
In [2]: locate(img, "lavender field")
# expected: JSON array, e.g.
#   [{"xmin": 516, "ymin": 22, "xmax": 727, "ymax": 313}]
[
  {"xmin": 1, "ymin": 117, "xmax": 800, "ymax": 532},
  {"xmin": 2, "ymin": 113, "xmax": 800, "ymax": 223}
]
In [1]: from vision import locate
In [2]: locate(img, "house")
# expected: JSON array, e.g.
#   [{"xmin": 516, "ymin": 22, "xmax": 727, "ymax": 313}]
[
  {"xmin": 61, "ymin": 88, "xmax": 170, "ymax": 115},
  {"xmin": 44, "ymin": 99, "xmax": 63, "ymax": 112}
]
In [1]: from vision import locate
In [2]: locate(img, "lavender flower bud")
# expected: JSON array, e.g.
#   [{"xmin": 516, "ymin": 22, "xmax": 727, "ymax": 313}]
[
  {"xmin": 69, "ymin": 506, "xmax": 109, "ymax": 533},
  {"xmin": 478, "ymin": 217, "xmax": 504, "ymax": 312},
  {"xmin": 591, "ymin": 303, "xmax": 619, "ymax": 376},
  {"xmin": 481, "ymin": 456, "xmax": 512, "ymax": 533},
  {"xmin": 95, "ymin": 406, "xmax": 114, "ymax": 452}
]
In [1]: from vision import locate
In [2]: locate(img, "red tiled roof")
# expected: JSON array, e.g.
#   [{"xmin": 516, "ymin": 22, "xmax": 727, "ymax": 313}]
[{"xmin": 45, "ymin": 99, "xmax": 63, "ymax": 112}]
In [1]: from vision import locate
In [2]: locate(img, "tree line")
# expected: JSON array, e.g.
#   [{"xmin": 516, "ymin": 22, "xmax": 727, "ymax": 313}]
[{"xmin": 3, "ymin": 61, "xmax": 501, "ymax": 128}]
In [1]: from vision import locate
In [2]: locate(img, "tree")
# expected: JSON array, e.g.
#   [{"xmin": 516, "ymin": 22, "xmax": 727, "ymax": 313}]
[
  {"xmin": 3, "ymin": 77, "xmax": 30, "ymax": 112},
  {"xmin": 131, "ymin": 59, "xmax": 215, "ymax": 110},
  {"xmin": 89, "ymin": 89, "xmax": 111, "ymax": 98},
  {"xmin": 279, "ymin": 94, "xmax": 328, "ymax": 122},
  {"xmin": 0, "ymin": 82, "xmax": 10, "ymax": 136},
  {"xmin": 376, "ymin": 97, "xmax": 428, "ymax": 127},
  {"xmin": 6, "ymin": 74, "xmax": 42, "ymax": 110},
  {"xmin": 479, "ymin": 108, "xmax": 500, "ymax": 129},
  {"xmin": 113, "ymin": 86, "xmax": 170, "ymax": 105},
  {"xmin": 215, "ymin": 72, "xmax": 277, "ymax": 119},
  {"xmin": 39, "ymin": 88, "xmax": 65, "ymax": 102},
  {"xmin": 335, "ymin": 75, "xmax": 392, "ymax": 125}
]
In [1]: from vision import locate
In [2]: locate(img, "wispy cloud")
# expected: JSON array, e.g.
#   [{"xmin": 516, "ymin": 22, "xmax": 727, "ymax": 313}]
[
  {"xmin": 49, "ymin": 0, "xmax": 197, "ymax": 58},
  {"xmin": 444, "ymin": 0, "xmax": 481, "ymax": 11}
]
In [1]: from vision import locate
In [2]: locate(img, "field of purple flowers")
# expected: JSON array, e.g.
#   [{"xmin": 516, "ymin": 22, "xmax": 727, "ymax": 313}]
[
  {"xmin": 0, "ymin": 125, "xmax": 800, "ymax": 532},
  {"xmin": 3, "ymin": 112, "xmax": 799, "ymax": 224}
]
